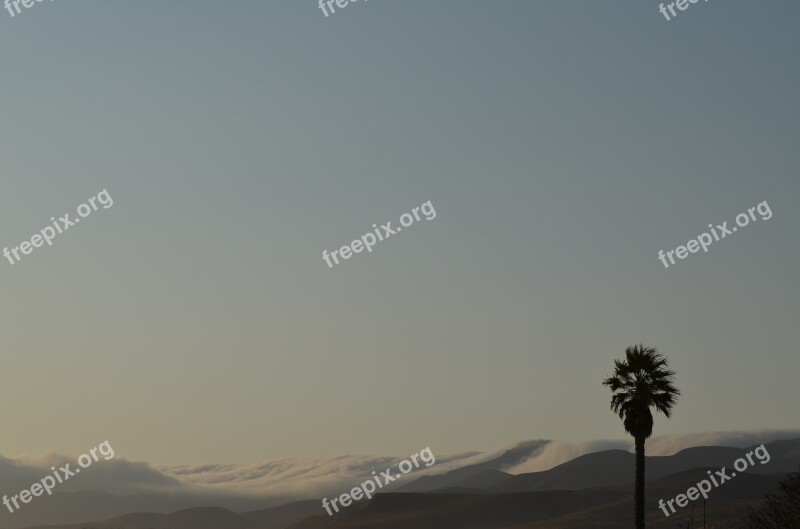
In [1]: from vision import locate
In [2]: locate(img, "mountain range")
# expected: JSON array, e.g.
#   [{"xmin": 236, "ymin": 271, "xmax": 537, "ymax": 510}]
[{"xmin": 15, "ymin": 437, "xmax": 800, "ymax": 529}]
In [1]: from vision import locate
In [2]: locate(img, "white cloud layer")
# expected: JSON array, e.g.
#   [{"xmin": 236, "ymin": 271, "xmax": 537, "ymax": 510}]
[
  {"xmin": 508, "ymin": 429, "xmax": 800, "ymax": 474},
  {"xmin": 1, "ymin": 430, "xmax": 797, "ymax": 502}
]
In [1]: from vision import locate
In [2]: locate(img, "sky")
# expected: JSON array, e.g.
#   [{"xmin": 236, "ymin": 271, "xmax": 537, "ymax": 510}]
[{"xmin": 1, "ymin": 1, "xmax": 798, "ymax": 466}]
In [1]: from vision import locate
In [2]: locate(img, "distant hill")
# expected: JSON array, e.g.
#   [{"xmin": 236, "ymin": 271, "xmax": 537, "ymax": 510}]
[
  {"xmin": 30, "ymin": 507, "xmax": 250, "ymax": 529},
  {"xmin": 507, "ymin": 470, "xmax": 786, "ymax": 529},
  {"xmin": 26, "ymin": 502, "xmax": 321, "ymax": 529},
  {"xmin": 398, "ymin": 468, "xmax": 515, "ymax": 493},
  {"xmin": 240, "ymin": 501, "xmax": 323, "ymax": 529},
  {"xmin": 290, "ymin": 471, "xmax": 785, "ymax": 529},
  {"xmin": 290, "ymin": 489, "xmax": 627, "ymax": 529},
  {"xmin": 36, "ymin": 469, "xmax": 788, "ymax": 529},
  {"xmin": 398, "ymin": 437, "xmax": 800, "ymax": 494},
  {"xmin": 22, "ymin": 438, "xmax": 800, "ymax": 529},
  {"xmin": 6, "ymin": 491, "xmax": 218, "ymax": 529},
  {"xmin": 395, "ymin": 440, "xmax": 548, "ymax": 492}
]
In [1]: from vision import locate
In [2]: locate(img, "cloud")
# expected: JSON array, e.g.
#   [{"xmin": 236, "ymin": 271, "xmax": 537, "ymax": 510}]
[
  {"xmin": 0, "ymin": 453, "xmax": 181, "ymax": 496},
  {"xmin": 506, "ymin": 440, "xmax": 630, "ymax": 474},
  {"xmin": 0, "ymin": 430, "xmax": 797, "ymax": 503},
  {"xmin": 643, "ymin": 429, "xmax": 800, "ymax": 456},
  {"xmin": 506, "ymin": 429, "xmax": 800, "ymax": 474},
  {"xmin": 159, "ymin": 450, "xmax": 486, "ymax": 499}
]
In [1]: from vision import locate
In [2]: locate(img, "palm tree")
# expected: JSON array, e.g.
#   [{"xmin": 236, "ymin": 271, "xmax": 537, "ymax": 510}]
[{"xmin": 603, "ymin": 344, "xmax": 680, "ymax": 529}]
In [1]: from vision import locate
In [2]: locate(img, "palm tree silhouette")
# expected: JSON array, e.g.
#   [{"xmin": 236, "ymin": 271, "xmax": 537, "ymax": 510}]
[{"xmin": 603, "ymin": 345, "xmax": 680, "ymax": 529}]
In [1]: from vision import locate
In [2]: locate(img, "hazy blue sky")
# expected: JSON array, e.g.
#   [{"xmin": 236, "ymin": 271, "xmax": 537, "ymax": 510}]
[{"xmin": 1, "ymin": 1, "xmax": 798, "ymax": 465}]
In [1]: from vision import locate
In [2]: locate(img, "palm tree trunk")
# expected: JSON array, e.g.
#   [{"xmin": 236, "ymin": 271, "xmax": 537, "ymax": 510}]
[{"xmin": 635, "ymin": 435, "xmax": 646, "ymax": 529}]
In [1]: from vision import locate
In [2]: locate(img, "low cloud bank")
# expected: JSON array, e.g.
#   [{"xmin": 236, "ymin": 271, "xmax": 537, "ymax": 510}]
[
  {"xmin": 1, "ymin": 430, "xmax": 797, "ymax": 502},
  {"xmin": 0, "ymin": 454, "xmax": 181, "ymax": 496},
  {"xmin": 508, "ymin": 429, "xmax": 800, "ymax": 474}
]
